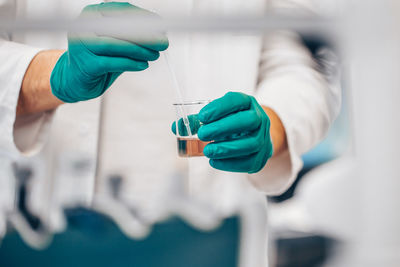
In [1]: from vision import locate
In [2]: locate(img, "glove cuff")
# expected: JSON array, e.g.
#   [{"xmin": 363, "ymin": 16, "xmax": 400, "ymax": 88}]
[{"xmin": 50, "ymin": 52, "xmax": 79, "ymax": 103}]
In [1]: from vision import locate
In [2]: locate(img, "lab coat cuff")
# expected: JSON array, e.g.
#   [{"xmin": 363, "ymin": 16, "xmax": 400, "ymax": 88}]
[
  {"xmin": 247, "ymin": 82, "xmax": 305, "ymax": 195},
  {"xmin": 0, "ymin": 40, "xmax": 50, "ymax": 156},
  {"xmin": 13, "ymin": 47, "xmax": 55, "ymax": 156},
  {"xmin": 13, "ymin": 110, "xmax": 55, "ymax": 156}
]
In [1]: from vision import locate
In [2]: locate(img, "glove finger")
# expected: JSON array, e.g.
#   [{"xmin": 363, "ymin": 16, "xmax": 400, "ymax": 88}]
[
  {"xmin": 93, "ymin": 56, "xmax": 148, "ymax": 74},
  {"xmin": 96, "ymin": 3, "xmax": 169, "ymax": 51},
  {"xmin": 198, "ymin": 110, "xmax": 260, "ymax": 141},
  {"xmin": 209, "ymin": 155, "xmax": 258, "ymax": 173},
  {"xmin": 95, "ymin": 2, "xmax": 139, "ymax": 12},
  {"xmin": 96, "ymin": 2, "xmax": 151, "ymax": 16},
  {"xmin": 198, "ymin": 92, "xmax": 251, "ymax": 124},
  {"xmin": 85, "ymin": 2, "xmax": 155, "ymax": 18},
  {"xmin": 203, "ymin": 135, "xmax": 261, "ymax": 159},
  {"xmin": 82, "ymin": 36, "xmax": 160, "ymax": 61},
  {"xmin": 102, "ymin": 31, "xmax": 169, "ymax": 52},
  {"xmin": 171, "ymin": 114, "xmax": 201, "ymax": 136},
  {"xmin": 81, "ymin": 3, "xmax": 169, "ymax": 52}
]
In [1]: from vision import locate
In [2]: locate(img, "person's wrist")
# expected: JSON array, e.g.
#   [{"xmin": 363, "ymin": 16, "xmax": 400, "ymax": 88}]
[
  {"xmin": 262, "ymin": 106, "xmax": 287, "ymax": 157},
  {"xmin": 17, "ymin": 50, "xmax": 65, "ymax": 116}
]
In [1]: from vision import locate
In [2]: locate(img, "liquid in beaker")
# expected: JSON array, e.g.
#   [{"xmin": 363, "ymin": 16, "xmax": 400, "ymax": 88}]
[
  {"xmin": 177, "ymin": 137, "xmax": 209, "ymax": 157},
  {"xmin": 173, "ymin": 100, "xmax": 210, "ymax": 158}
]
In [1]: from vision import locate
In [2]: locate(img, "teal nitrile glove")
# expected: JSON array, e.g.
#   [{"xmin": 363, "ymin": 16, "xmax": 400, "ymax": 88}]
[
  {"xmin": 197, "ymin": 92, "xmax": 273, "ymax": 174},
  {"xmin": 50, "ymin": 2, "xmax": 169, "ymax": 103}
]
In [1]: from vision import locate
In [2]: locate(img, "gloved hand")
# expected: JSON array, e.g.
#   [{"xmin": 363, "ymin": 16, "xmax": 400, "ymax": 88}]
[
  {"xmin": 50, "ymin": 2, "xmax": 169, "ymax": 103},
  {"xmin": 198, "ymin": 92, "xmax": 273, "ymax": 173}
]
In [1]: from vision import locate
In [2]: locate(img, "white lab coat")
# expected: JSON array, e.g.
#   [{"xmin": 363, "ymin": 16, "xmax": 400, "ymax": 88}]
[{"xmin": 0, "ymin": 0, "xmax": 340, "ymax": 244}]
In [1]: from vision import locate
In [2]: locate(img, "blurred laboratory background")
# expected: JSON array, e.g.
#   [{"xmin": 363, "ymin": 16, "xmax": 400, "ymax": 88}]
[{"xmin": 0, "ymin": 0, "xmax": 400, "ymax": 266}]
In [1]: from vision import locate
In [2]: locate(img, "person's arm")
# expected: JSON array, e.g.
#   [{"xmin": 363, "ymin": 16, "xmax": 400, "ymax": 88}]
[
  {"xmin": 16, "ymin": 50, "xmax": 65, "ymax": 116},
  {"xmin": 0, "ymin": 39, "xmax": 46, "ymax": 154},
  {"xmin": 17, "ymin": 2, "xmax": 168, "ymax": 116},
  {"xmin": 250, "ymin": 29, "xmax": 341, "ymax": 195}
]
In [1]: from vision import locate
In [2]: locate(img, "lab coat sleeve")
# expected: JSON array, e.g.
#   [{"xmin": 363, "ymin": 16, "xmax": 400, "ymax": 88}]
[
  {"xmin": 0, "ymin": 39, "xmax": 53, "ymax": 156},
  {"xmin": 248, "ymin": 31, "xmax": 341, "ymax": 195}
]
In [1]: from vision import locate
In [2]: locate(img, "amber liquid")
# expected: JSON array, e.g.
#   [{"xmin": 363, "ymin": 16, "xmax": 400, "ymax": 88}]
[{"xmin": 177, "ymin": 137, "xmax": 209, "ymax": 157}]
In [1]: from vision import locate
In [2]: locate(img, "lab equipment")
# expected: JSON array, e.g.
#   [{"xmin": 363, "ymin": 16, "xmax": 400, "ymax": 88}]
[
  {"xmin": 7, "ymin": 162, "xmax": 52, "ymax": 249},
  {"xmin": 0, "ymin": 207, "xmax": 240, "ymax": 267},
  {"xmin": 50, "ymin": 2, "xmax": 168, "ymax": 103},
  {"xmin": 272, "ymin": 230, "xmax": 336, "ymax": 267},
  {"xmin": 173, "ymin": 101, "xmax": 210, "ymax": 157},
  {"xmin": 12, "ymin": 164, "xmax": 42, "ymax": 231},
  {"xmin": 0, "ymin": 169, "xmax": 269, "ymax": 267},
  {"xmin": 198, "ymin": 92, "xmax": 273, "ymax": 173}
]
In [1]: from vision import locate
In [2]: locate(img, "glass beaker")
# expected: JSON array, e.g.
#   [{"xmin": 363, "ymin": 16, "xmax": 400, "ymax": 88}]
[{"xmin": 173, "ymin": 100, "xmax": 210, "ymax": 157}]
